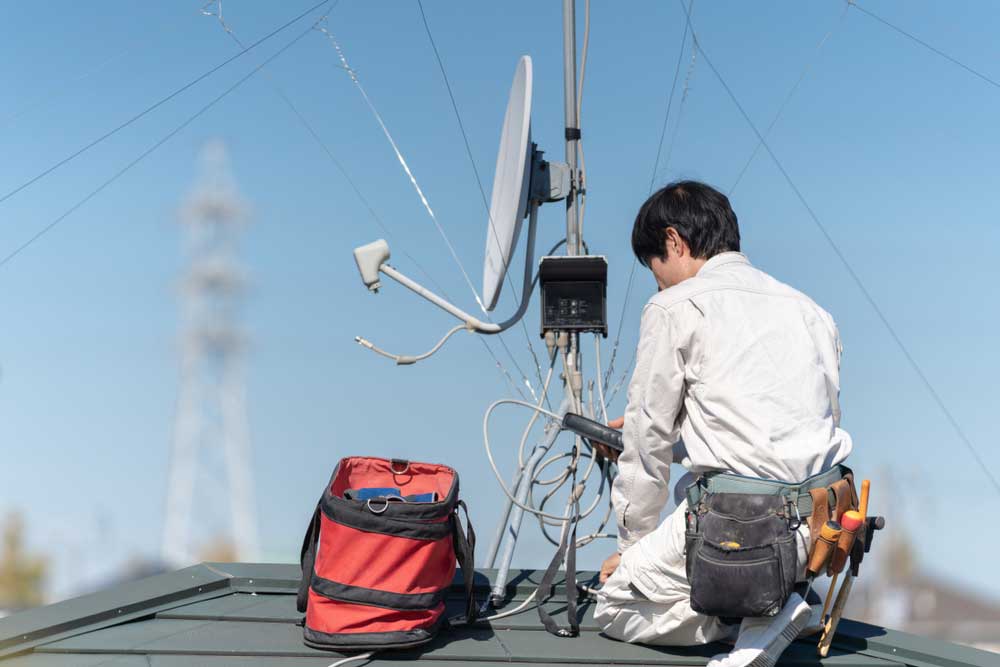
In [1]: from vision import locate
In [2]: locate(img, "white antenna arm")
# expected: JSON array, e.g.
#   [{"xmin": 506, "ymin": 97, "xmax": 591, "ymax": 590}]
[
  {"xmin": 379, "ymin": 263, "xmax": 500, "ymax": 333},
  {"xmin": 352, "ymin": 239, "xmax": 499, "ymax": 332},
  {"xmin": 352, "ymin": 204, "xmax": 539, "ymax": 363}
]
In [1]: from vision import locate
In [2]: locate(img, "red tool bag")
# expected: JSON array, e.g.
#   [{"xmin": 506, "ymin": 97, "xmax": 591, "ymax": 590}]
[{"xmin": 297, "ymin": 456, "xmax": 476, "ymax": 652}]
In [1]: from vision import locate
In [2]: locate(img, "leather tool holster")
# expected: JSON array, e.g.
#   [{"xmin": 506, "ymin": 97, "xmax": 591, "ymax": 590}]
[{"xmin": 806, "ymin": 473, "xmax": 858, "ymax": 549}]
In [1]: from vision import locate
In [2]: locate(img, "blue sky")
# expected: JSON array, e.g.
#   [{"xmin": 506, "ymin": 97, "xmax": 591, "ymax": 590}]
[{"xmin": 2, "ymin": 0, "xmax": 999, "ymax": 603}]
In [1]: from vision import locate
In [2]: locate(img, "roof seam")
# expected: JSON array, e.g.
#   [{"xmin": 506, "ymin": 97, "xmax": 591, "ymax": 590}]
[{"xmin": 492, "ymin": 628, "xmax": 514, "ymax": 662}]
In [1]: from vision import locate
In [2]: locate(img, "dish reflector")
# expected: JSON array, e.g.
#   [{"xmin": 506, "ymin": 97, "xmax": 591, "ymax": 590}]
[{"xmin": 483, "ymin": 56, "xmax": 533, "ymax": 312}]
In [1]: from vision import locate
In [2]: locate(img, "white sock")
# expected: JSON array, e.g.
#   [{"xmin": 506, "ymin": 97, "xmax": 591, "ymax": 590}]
[{"xmin": 706, "ymin": 593, "xmax": 811, "ymax": 667}]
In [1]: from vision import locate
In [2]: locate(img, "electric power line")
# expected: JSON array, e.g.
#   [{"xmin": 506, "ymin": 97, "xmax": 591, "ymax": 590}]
[
  {"xmin": 315, "ymin": 18, "xmax": 539, "ymax": 400},
  {"xmin": 204, "ymin": 1, "xmax": 473, "ymax": 309},
  {"xmin": 415, "ymin": 0, "xmax": 547, "ymax": 399},
  {"xmin": 1, "ymin": 49, "xmax": 129, "ymax": 129},
  {"xmin": 313, "ymin": 22, "xmax": 483, "ymax": 309},
  {"xmin": 608, "ymin": 4, "xmax": 849, "ymax": 405},
  {"xmin": 603, "ymin": 0, "xmax": 695, "ymax": 398},
  {"xmin": 202, "ymin": 2, "xmax": 436, "ymax": 291},
  {"xmin": 0, "ymin": 6, "xmax": 332, "ymax": 271},
  {"xmin": 2, "ymin": 4, "xmax": 215, "ymax": 132},
  {"xmin": 0, "ymin": 0, "xmax": 332, "ymax": 211},
  {"xmin": 678, "ymin": 0, "xmax": 1000, "ymax": 498},
  {"xmin": 657, "ymin": 41, "xmax": 697, "ymax": 187},
  {"xmin": 648, "ymin": 1, "xmax": 696, "ymax": 196},
  {"xmin": 851, "ymin": 1, "xmax": 1000, "ymax": 92},
  {"xmin": 415, "ymin": 0, "xmax": 492, "ymax": 221},
  {"xmin": 728, "ymin": 2, "xmax": 849, "ymax": 195},
  {"xmin": 200, "ymin": 1, "xmax": 529, "ymax": 401}
]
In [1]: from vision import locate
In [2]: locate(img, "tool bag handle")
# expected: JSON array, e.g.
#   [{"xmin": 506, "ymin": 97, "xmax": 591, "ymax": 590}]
[
  {"xmin": 451, "ymin": 500, "xmax": 478, "ymax": 623},
  {"xmin": 297, "ymin": 502, "xmax": 322, "ymax": 614}
]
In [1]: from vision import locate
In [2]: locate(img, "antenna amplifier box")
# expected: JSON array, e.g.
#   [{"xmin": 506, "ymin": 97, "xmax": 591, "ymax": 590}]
[{"xmin": 538, "ymin": 255, "xmax": 607, "ymax": 337}]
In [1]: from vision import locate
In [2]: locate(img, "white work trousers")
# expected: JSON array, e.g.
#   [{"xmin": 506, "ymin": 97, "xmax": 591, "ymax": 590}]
[{"xmin": 594, "ymin": 504, "xmax": 811, "ymax": 646}]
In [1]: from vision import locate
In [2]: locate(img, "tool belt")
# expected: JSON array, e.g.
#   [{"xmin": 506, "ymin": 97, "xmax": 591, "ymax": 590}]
[{"xmin": 684, "ymin": 464, "xmax": 856, "ymax": 618}]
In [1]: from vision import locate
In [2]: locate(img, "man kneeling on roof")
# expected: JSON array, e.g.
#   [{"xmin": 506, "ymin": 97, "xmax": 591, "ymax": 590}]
[{"xmin": 592, "ymin": 181, "xmax": 853, "ymax": 667}]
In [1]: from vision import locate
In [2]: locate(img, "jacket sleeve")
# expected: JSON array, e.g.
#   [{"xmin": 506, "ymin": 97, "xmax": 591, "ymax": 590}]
[{"xmin": 612, "ymin": 303, "xmax": 690, "ymax": 553}]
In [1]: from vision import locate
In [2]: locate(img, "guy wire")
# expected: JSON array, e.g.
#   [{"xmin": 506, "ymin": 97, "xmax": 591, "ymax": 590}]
[
  {"xmin": 0, "ymin": 0, "xmax": 333, "ymax": 210},
  {"xmin": 200, "ymin": 1, "xmax": 527, "ymax": 399},
  {"xmin": 678, "ymin": 0, "xmax": 1000, "ymax": 498},
  {"xmin": 314, "ymin": 20, "xmax": 537, "ymax": 400},
  {"xmin": 851, "ymin": 1, "xmax": 1000, "ymax": 92},
  {"xmin": 415, "ymin": 0, "xmax": 547, "ymax": 397},
  {"xmin": 603, "ymin": 0, "xmax": 694, "ymax": 399}
]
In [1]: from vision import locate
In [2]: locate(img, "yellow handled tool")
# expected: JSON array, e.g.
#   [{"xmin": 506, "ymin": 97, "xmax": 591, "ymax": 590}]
[{"xmin": 807, "ymin": 521, "xmax": 841, "ymax": 579}]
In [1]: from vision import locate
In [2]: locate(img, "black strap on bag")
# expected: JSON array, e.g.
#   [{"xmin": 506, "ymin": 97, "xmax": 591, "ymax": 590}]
[
  {"xmin": 297, "ymin": 503, "xmax": 322, "ymax": 614},
  {"xmin": 451, "ymin": 500, "xmax": 478, "ymax": 623}
]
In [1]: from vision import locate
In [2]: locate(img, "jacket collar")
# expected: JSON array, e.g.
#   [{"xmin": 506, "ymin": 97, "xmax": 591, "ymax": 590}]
[{"xmin": 698, "ymin": 251, "xmax": 750, "ymax": 275}]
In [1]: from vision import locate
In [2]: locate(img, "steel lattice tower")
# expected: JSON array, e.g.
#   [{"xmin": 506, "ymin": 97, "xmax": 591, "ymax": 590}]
[{"xmin": 162, "ymin": 141, "xmax": 259, "ymax": 566}]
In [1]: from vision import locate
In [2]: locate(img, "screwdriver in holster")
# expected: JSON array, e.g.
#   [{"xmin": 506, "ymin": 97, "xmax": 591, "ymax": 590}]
[
  {"xmin": 803, "ymin": 520, "xmax": 842, "ymax": 599},
  {"xmin": 807, "ymin": 520, "xmax": 842, "ymax": 578}
]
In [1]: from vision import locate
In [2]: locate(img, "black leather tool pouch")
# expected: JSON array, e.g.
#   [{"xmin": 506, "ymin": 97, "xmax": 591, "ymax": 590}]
[{"xmin": 685, "ymin": 493, "xmax": 798, "ymax": 618}]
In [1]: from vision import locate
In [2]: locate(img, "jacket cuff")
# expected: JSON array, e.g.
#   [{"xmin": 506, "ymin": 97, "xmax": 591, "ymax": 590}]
[{"xmin": 617, "ymin": 527, "xmax": 639, "ymax": 554}]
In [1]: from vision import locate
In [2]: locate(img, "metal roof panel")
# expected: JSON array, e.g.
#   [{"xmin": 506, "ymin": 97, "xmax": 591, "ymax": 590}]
[{"xmin": 0, "ymin": 564, "xmax": 994, "ymax": 666}]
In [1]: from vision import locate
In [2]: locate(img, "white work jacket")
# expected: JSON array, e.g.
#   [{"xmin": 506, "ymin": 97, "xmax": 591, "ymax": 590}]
[{"xmin": 613, "ymin": 252, "xmax": 853, "ymax": 553}]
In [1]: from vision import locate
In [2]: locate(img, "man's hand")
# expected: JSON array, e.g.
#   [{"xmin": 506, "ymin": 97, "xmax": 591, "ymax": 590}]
[
  {"xmin": 599, "ymin": 552, "xmax": 622, "ymax": 584},
  {"xmin": 593, "ymin": 416, "xmax": 625, "ymax": 463}
]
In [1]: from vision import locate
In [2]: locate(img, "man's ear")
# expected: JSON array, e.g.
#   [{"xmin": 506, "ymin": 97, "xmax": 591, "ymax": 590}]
[{"xmin": 664, "ymin": 227, "xmax": 687, "ymax": 258}]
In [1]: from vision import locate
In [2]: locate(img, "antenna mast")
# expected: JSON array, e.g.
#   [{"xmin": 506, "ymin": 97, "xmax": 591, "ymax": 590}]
[
  {"xmin": 560, "ymin": 0, "xmax": 584, "ymax": 403},
  {"xmin": 562, "ymin": 0, "xmax": 582, "ymax": 256},
  {"xmin": 348, "ymin": 0, "xmax": 603, "ymax": 607},
  {"xmin": 162, "ymin": 141, "xmax": 259, "ymax": 566}
]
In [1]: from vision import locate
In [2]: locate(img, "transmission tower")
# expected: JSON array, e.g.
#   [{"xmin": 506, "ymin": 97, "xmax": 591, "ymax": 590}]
[{"xmin": 162, "ymin": 141, "xmax": 259, "ymax": 567}]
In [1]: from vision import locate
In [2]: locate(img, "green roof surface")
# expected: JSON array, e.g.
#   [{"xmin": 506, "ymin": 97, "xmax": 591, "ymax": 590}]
[{"xmin": 0, "ymin": 563, "xmax": 995, "ymax": 666}]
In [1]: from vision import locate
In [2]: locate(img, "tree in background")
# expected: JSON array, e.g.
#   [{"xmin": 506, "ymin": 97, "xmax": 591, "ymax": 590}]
[
  {"xmin": 198, "ymin": 536, "xmax": 238, "ymax": 563},
  {"xmin": 0, "ymin": 512, "xmax": 47, "ymax": 609}
]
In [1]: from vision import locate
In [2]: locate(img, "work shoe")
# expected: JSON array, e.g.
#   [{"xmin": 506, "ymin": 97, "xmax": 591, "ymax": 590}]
[
  {"xmin": 797, "ymin": 600, "xmax": 825, "ymax": 639},
  {"xmin": 706, "ymin": 593, "xmax": 811, "ymax": 667},
  {"xmin": 796, "ymin": 586, "xmax": 824, "ymax": 638}
]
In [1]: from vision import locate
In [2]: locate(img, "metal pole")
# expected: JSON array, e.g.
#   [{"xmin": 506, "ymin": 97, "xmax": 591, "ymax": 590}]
[
  {"xmin": 490, "ymin": 0, "xmax": 586, "ymax": 608},
  {"xmin": 561, "ymin": 0, "xmax": 580, "ymax": 256},
  {"xmin": 490, "ymin": 394, "xmax": 573, "ymax": 605},
  {"xmin": 485, "ymin": 466, "xmax": 525, "ymax": 568}
]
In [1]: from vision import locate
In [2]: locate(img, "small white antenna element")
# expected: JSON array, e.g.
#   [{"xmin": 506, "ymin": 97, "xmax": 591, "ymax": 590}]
[
  {"xmin": 353, "ymin": 238, "xmax": 390, "ymax": 292},
  {"xmin": 483, "ymin": 56, "xmax": 533, "ymax": 312}
]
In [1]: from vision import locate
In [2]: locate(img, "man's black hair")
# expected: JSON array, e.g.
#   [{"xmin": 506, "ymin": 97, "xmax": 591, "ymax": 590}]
[{"xmin": 631, "ymin": 180, "xmax": 740, "ymax": 267}]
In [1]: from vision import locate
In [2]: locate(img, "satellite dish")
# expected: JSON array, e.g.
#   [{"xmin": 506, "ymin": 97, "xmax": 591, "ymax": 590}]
[{"xmin": 483, "ymin": 56, "xmax": 533, "ymax": 312}]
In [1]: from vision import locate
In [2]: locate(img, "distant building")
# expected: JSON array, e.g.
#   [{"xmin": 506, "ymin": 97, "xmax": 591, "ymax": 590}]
[
  {"xmin": 846, "ymin": 529, "xmax": 1000, "ymax": 653},
  {"xmin": 850, "ymin": 574, "xmax": 1000, "ymax": 654}
]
